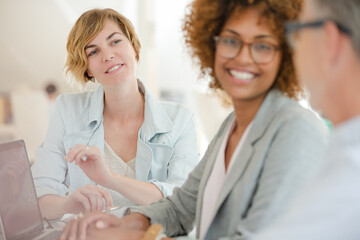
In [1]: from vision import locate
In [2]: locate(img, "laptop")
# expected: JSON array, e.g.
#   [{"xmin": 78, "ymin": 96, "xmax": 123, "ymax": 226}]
[{"xmin": 0, "ymin": 140, "xmax": 63, "ymax": 240}]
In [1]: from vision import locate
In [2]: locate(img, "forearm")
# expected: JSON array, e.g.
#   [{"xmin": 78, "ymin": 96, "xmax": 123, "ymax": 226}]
[
  {"xmin": 105, "ymin": 174, "xmax": 164, "ymax": 205},
  {"xmin": 38, "ymin": 195, "xmax": 68, "ymax": 220}
]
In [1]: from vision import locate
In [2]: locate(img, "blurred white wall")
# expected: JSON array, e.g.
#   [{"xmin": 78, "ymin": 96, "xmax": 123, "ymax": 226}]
[
  {"xmin": 10, "ymin": 88, "xmax": 49, "ymax": 163},
  {"xmin": 0, "ymin": 0, "xmax": 231, "ymax": 157}
]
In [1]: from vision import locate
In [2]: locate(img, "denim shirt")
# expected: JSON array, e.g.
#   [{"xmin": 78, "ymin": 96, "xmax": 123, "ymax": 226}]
[{"xmin": 32, "ymin": 81, "xmax": 199, "ymax": 199}]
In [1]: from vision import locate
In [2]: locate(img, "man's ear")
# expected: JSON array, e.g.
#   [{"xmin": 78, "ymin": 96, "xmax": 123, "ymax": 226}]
[{"xmin": 322, "ymin": 21, "xmax": 343, "ymax": 66}]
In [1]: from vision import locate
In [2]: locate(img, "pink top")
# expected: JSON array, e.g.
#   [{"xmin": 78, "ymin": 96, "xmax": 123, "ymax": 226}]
[{"xmin": 199, "ymin": 119, "xmax": 253, "ymax": 240}]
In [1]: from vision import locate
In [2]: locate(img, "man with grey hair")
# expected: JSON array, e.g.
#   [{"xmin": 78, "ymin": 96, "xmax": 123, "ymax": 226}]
[{"xmin": 252, "ymin": 0, "xmax": 360, "ymax": 239}]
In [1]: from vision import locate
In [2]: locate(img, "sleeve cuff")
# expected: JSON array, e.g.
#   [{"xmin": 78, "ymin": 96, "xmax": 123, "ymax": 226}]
[
  {"xmin": 148, "ymin": 180, "xmax": 175, "ymax": 198},
  {"xmin": 35, "ymin": 186, "xmax": 65, "ymax": 198}
]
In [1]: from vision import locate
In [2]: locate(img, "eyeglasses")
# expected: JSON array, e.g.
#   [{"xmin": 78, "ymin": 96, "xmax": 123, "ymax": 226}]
[
  {"xmin": 285, "ymin": 19, "xmax": 352, "ymax": 49},
  {"xmin": 213, "ymin": 36, "xmax": 280, "ymax": 64}
]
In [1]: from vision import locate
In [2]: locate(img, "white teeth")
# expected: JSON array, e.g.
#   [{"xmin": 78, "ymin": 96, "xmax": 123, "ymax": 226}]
[
  {"xmin": 230, "ymin": 70, "xmax": 255, "ymax": 80},
  {"xmin": 107, "ymin": 65, "xmax": 121, "ymax": 73}
]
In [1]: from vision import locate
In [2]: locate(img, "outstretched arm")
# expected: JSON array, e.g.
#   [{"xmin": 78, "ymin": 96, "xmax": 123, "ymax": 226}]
[{"xmin": 38, "ymin": 184, "xmax": 112, "ymax": 220}]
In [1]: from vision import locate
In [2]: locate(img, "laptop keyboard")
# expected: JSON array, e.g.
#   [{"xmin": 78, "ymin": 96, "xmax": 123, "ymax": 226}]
[{"xmin": 38, "ymin": 230, "xmax": 62, "ymax": 240}]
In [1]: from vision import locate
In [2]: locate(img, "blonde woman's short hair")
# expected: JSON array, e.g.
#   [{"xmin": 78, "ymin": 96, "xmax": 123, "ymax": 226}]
[{"xmin": 65, "ymin": 8, "xmax": 141, "ymax": 85}]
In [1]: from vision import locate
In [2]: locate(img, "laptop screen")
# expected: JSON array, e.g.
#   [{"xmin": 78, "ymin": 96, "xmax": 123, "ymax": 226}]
[{"xmin": 0, "ymin": 140, "xmax": 44, "ymax": 240}]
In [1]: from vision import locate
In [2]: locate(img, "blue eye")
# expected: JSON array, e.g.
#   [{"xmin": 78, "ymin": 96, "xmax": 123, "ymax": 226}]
[
  {"xmin": 88, "ymin": 49, "xmax": 98, "ymax": 57},
  {"xmin": 112, "ymin": 39, "xmax": 121, "ymax": 45}
]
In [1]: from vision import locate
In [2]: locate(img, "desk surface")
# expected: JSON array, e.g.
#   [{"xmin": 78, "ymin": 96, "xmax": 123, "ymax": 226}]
[
  {"xmin": 0, "ymin": 221, "xmax": 65, "ymax": 240},
  {"xmin": 0, "ymin": 207, "xmax": 135, "ymax": 240}
]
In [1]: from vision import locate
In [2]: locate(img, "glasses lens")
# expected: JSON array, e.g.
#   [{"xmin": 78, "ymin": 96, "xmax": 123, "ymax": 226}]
[
  {"xmin": 215, "ymin": 36, "xmax": 278, "ymax": 63},
  {"xmin": 251, "ymin": 42, "xmax": 276, "ymax": 63},
  {"xmin": 216, "ymin": 37, "xmax": 241, "ymax": 58}
]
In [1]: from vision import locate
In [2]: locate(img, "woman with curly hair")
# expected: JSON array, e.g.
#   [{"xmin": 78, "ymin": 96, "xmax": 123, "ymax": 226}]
[{"xmin": 60, "ymin": 0, "xmax": 328, "ymax": 239}]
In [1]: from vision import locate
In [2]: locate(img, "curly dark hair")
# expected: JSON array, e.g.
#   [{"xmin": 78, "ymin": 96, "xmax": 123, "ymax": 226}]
[{"xmin": 183, "ymin": 0, "xmax": 303, "ymax": 101}]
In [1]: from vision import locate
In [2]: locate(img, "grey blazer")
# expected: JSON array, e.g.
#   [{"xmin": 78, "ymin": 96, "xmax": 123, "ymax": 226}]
[{"xmin": 130, "ymin": 89, "xmax": 329, "ymax": 240}]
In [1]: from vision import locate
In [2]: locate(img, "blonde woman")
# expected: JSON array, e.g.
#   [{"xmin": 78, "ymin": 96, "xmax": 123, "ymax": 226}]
[{"xmin": 31, "ymin": 8, "xmax": 199, "ymax": 220}]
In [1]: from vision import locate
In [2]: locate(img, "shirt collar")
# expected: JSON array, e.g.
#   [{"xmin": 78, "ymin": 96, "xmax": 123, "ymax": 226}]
[
  {"xmin": 331, "ymin": 114, "xmax": 360, "ymax": 145},
  {"xmin": 139, "ymin": 80, "xmax": 173, "ymax": 141},
  {"xmin": 88, "ymin": 85, "xmax": 104, "ymax": 125},
  {"xmin": 247, "ymin": 88, "xmax": 288, "ymax": 143}
]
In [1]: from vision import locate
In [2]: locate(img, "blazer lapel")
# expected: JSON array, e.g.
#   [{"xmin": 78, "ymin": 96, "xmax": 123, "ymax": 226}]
[
  {"xmin": 195, "ymin": 113, "xmax": 235, "ymax": 232},
  {"xmin": 210, "ymin": 135, "xmax": 255, "ymax": 221},
  {"xmin": 207, "ymin": 89, "xmax": 285, "ymax": 225}
]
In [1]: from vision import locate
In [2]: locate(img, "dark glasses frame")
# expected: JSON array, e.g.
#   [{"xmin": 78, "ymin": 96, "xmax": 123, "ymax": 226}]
[{"xmin": 285, "ymin": 19, "xmax": 352, "ymax": 36}]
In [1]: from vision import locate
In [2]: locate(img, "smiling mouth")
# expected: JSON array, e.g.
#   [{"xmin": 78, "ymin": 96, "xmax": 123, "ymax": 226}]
[
  {"xmin": 106, "ymin": 64, "xmax": 124, "ymax": 73},
  {"xmin": 229, "ymin": 69, "xmax": 257, "ymax": 81}
]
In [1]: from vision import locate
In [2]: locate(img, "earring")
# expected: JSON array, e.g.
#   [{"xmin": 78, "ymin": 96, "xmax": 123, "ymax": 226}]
[{"xmin": 90, "ymin": 76, "xmax": 95, "ymax": 82}]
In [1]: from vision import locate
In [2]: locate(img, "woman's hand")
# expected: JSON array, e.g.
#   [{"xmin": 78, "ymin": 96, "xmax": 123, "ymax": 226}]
[
  {"xmin": 62, "ymin": 225, "xmax": 145, "ymax": 240},
  {"xmin": 61, "ymin": 184, "xmax": 112, "ymax": 214},
  {"xmin": 74, "ymin": 227, "xmax": 174, "ymax": 240},
  {"xmin": 86, "ymin": 227, "xmax": 145, "ymax": 240},
  {"xmin": 60, "ymin": 212, "xmax": 151, "ymax": 240},
  {"xmin": 65, "ymin": 144, "xmax": 113, "ymax": 186}
]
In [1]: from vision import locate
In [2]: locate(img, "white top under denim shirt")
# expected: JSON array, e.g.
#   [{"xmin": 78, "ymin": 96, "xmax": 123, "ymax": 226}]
[
  {"xmin": 103, "ymin": 141, "xmax": 136, "ymax": 207},
  {"xmin": 31, "ymin": 80, "xmax": 199, "ymax": 204}
]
